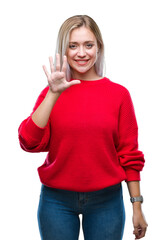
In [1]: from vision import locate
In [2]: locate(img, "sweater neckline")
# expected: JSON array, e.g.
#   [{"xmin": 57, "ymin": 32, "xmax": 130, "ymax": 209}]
[{"xmin": 70, "ymin": 77, "xmax": 109, "ymax": 85}]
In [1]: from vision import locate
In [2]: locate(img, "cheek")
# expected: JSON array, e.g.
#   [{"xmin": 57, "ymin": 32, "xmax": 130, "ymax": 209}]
[
  {"xmin": 67, "ymin": 51, "xmax": 76, "ymax": 62},
  {"xmin": 89, "ymin": 51, "xmax": 98, "ymax": 63},
  {"xmin": 89, "ymin": 48, "xmax": 98, "ymax": 58}
]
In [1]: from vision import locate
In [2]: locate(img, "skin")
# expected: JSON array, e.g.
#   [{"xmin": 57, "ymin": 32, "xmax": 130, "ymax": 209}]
[
  {"xmin": 32, "ymin": 26, "xmax": 148, "ymax": 239},
  {"xmin": 67, "ymin": 26, "xmax": 102, "ymax": 80},
  {"xmin": 127, "ymin": 181, "xmax": 148, "ymax": 239}
]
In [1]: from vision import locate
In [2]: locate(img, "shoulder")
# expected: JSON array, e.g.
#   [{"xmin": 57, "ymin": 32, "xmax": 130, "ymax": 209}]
[{"xmin": 105, "ymin": 77, "xmax": 130, "ymax": 96}]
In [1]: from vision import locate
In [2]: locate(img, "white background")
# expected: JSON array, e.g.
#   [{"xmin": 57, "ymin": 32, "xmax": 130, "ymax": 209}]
[{"xmin": 0, "ymin": 0, "xmax": 166, "ymax": 239}]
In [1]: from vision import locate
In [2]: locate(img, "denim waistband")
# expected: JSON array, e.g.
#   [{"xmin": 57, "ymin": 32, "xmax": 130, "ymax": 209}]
[{"xmin": 42, "ymin": 182, "xmax": 121, "ymax": 196}]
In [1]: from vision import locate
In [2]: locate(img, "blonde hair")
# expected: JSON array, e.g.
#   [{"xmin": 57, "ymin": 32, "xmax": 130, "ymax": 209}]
[{"xmin": 55, "ymin": 15, "xmax": 105, "ymax": 81}]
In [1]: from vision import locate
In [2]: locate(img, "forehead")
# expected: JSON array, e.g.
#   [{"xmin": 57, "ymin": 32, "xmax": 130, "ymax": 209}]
[{"xmin": 69, "ymin": 26, "xmax": 97, "ymax": 42}]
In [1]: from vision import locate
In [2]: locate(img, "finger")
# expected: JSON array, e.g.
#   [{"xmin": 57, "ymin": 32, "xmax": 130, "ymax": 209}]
[
  {"xmin": 138, "ymin": 227, "xmax": 147, "ymax": 238},
  {"xmin": 42, "ymin": 65, "xmax": 50, "ymax": 79},
  {"xmin": 49, "ymin": 56, "xmax": 55, "ymax": 73},
  {"xmin": 55, "ymin": 53, "xmax": 61, "ymax": 72},
  {"xmin": 61, "ymin": 55, "xmax": 67, "ymax": 73},
  {"xmin": 133, "ymin": 228, "xmax": 140, "ymax": 239},
  {"xmin": 134, "ymin": 227, "xmax": 146, "ymax": 239},
  {"xmin": 134, "ymin": 227, "xmax": 139, "ymax": 236},
  {"xmin": 68, "ymin": 80, "xmax": 81, "ymax": 87}
]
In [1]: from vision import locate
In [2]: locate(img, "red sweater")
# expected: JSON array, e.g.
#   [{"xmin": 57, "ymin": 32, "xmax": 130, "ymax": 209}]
[{"xmin": 18, "ymin": 77, "xmax": 145, "ymax": 192}]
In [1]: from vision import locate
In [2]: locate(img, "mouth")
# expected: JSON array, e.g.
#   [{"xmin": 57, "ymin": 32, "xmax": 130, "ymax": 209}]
[{"xmin": 74, "ymin": 59, "xmax": 89, "ymax": 66}]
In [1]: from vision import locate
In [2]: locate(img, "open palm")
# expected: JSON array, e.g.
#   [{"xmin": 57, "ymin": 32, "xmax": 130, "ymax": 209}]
[{"xmin": 43, "ymin": 53, "xmax": 81, "ymax": 94}]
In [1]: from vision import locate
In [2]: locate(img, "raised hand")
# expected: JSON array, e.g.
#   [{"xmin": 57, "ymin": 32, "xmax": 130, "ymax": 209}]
[{"xmin": 42, "ymin": 54, "xmax": 81, "ymax": 94}]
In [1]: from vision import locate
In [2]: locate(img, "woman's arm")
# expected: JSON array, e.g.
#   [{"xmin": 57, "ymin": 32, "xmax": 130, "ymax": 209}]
[
  {"xmin": 32, "ymin": 54, "xmax": 80, "ymax": 128},
  {"xmin": 127, "ymin": 181, "xmax": 148, "ymax": 239},
  {"xmin": 32, "ymin": 89, "xmax": 60, "ymax": 128}
]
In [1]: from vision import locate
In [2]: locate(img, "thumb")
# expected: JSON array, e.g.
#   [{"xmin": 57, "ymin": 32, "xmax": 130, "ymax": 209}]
[
  {"xmin": 68, "ymin": 80, "xmax": 81, "ymax": 86},
  {"xmin": 133, "ymin": 226, "xmax": 139, "ymax": 237}
]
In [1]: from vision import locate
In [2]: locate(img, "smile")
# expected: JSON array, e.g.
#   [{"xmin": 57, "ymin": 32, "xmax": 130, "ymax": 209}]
[{"xmin": 74, "ymin": 59, "xmax": 89, "ymax": 66}]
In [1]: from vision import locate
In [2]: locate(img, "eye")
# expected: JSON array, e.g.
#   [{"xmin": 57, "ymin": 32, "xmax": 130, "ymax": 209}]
[
  {"xmin": 86, "ymin": 43, "xmax": 94, "ymax": 49},
  {"xmin": 69, "ymin": 44, "xmax": 77, "ymax": 49}
]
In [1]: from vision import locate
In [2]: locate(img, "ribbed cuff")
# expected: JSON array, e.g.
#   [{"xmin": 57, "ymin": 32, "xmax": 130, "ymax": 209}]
[{"xmin": 125, "ymin": 168, "xmax": 141, "ymax": 182}]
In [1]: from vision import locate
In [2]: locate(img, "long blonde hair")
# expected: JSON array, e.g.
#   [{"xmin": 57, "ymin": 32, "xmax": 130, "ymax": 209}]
[{"xmin": 55, "ymin": 15, "xmax": 105, "ymax": 81}]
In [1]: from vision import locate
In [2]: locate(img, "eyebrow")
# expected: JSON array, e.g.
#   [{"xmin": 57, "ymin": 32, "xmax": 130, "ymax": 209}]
[{"xmin": 69, "ymin": 41, "xmax": 95, "ymax": 44}]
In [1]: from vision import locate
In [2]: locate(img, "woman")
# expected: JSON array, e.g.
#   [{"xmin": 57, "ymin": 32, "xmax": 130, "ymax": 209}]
[{"xmin": 18, "ymin": 15, "xmax": 148, "ymax": 240}]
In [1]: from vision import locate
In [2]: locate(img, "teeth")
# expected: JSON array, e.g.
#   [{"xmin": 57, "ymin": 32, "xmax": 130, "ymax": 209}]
[
  {"xmin": 76, "ymin": 60, "xmax": 89, "ymax": 64},
  {"xmin": 75, "ymin": 60, "xmax": 88, "ymax": 61}
]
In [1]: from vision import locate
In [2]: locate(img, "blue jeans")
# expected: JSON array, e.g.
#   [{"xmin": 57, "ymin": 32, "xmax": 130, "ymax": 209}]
[{"xmin": 37, "ymin": 183, "xmax": 125, "ymax": 240}]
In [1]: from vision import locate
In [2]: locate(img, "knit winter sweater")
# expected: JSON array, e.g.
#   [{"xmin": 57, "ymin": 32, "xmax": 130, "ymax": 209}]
[{"xmin": 18, "ymin": 77, "xmax": 145, "ymax": 192}]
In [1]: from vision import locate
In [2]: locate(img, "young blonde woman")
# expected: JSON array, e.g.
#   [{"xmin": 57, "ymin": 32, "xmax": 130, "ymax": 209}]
[{"xmin": 18, "ymin": 15, "xmax": 148, "ymax": 240}]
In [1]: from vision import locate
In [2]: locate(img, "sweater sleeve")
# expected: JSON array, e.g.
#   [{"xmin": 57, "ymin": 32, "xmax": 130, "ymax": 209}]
[
  {"xmin": 117, "ymin": 88, "xmax": 145, "ymax": 181},
  {"xmin": 18, "ymin": 87, "xmax": 50, "ymax": 152}
]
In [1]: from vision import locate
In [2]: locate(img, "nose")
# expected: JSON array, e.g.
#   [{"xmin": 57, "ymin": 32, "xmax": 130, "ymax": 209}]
[{"xmin": 77, "ymin": 46, "xmax": 86, "ymax": 57}]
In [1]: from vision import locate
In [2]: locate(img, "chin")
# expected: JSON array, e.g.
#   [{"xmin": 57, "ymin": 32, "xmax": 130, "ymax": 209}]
[{"xmin": 71, "ymin": 66, "xmax": 89, "ymax": 74}]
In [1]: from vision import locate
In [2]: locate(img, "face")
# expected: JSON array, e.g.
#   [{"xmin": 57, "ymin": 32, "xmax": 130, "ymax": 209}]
[{"xmin": 66, "ymin": 26, "xmax": 99, "ymax": 79}]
